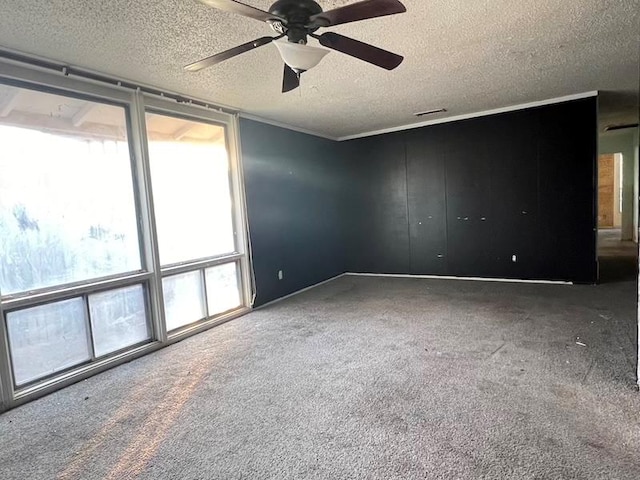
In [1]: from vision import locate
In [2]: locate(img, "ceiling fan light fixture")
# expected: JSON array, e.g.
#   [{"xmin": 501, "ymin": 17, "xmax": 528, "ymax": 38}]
[
  {"xmin": 274, "ymin": 40, "xmax": 330, "ymax": 73},
  {"xmin": 187, "ymin": 0, "xmax": 407, "ymax": 92}
]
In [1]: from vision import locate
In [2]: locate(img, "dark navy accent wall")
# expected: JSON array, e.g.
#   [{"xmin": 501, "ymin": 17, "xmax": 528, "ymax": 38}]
[
  {"xmin": 344, "ymin": 97, "xmax": 598, "ymax": 283},
  {"xmin": 240, "ymin": 97, "xmax": 598, "ymax": 307},
  {"xmin": 240, "ymin": 118, "xmax": 349, "ymax": 306}
]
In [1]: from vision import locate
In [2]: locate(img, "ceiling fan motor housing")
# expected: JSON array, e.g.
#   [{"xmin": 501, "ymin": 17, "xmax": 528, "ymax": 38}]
[{"xmin": 269, "ymin": 0, "xmax": 323, "ymax": 43}]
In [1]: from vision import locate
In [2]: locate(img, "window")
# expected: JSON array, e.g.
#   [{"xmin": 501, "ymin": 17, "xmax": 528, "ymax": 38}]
[
  {"xmin": 0, "ymin": 88, "xmax": 140, "ymax": 295},
  {"xmin": 146, "ymin": 112, "xmax": 242, "ymax": 332},
  {"xmin": 7, "ymin": 287, "xmax": 151, "ymax": 386},
  {"xmin": 162, "ymin": 271, "xmax": 206, "ymax": 331},
  {"xmin": 205, "ymin": 263, "xmax": 241, "ymax": 315},
  {"xmin": 7, "ymin": 298, "xmax": 90, "ymax": 386},
  {"xmin": 0, "ymin": 68, "xmax": 249, "ymax": 411},
  {"xmin": 89, "ymin": 285, "xmax": 149, "ymax": 358},
  {"xmin": 0, "ymin": 85, "xmax": 151, "ymax": 387},
  {"xmin": 146, "ymin": 113, "xmax": 235, "ymax": 265}
]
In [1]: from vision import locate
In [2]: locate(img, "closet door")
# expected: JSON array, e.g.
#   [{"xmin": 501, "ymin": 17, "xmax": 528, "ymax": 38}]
[
  {"xmin": 487, "ymin": 110, "xmax": 539, "ymax": 279},
  {"xmin": 406, "ymin": 127, "xmax": 448, "ymax": 275},
  {"xmin": 445, "ymin": 119, "xmax": 494, "ymax": 277},
  {"xmin": 351, "ymin": 133, "xmax": 410, "ymax": 274}
]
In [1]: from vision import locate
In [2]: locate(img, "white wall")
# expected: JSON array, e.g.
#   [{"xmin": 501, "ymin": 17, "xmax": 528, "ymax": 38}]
[
  {"xmin": 613, "ymin": 153, "xmax": 622, "ymax": 228},
  {"xmin": 635, "ymin": 131, "xmax": 639, "ymax": 243},
  {"xmin": 599, "ymin": 128, "xmax": 639, "ymax": 241}
]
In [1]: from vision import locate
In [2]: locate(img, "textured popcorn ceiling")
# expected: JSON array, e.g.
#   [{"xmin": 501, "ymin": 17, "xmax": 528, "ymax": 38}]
[{"xmin": 0, "ymin": 0, "xmax": 637, "ymax": 139}]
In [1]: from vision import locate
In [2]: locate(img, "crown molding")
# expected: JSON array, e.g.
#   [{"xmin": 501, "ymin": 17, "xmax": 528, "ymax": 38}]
[
  {"xmin": 238, "ymin": 112, "xmax": 338, "ymax": 141},
  {"xmin": 336, "ymin": 91, "xmax": 599, "ymax": 141}
]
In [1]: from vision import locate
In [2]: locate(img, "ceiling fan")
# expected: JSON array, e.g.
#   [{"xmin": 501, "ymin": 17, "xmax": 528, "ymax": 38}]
[{"xmin": 185, "ymin": 0, "xmax": 406, "ymax": 92}]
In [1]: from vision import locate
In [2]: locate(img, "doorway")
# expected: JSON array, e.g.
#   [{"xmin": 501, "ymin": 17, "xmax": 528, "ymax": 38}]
[
  {"xmin": 597, "ymin": 153, "xmax": 622, "ymax": 230},
  {"xmin": 597, "ymin": 153, "xmax": 637, "ymax": 282}
]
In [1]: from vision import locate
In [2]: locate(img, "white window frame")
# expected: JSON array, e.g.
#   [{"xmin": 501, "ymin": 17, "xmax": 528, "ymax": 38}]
[{"xmin": 0, "ymin": 60, "xmax": 252, "ymax": 411}]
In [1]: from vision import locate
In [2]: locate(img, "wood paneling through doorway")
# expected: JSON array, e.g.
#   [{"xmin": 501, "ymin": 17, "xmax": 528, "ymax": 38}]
[{"xmin": 598, "ymin": 154, "xmax": 615, "ymax": 228}]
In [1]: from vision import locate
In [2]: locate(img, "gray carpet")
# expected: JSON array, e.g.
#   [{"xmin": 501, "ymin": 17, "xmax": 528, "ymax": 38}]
[{"xmin": 0, "ymin": 270, "xmax": 639, "ymax": 479}]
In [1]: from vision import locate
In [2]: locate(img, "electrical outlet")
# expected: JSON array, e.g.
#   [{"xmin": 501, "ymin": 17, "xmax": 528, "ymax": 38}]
[{"xmin": 278, "ymin": 270, "xmax": 283, "ymax": 280}]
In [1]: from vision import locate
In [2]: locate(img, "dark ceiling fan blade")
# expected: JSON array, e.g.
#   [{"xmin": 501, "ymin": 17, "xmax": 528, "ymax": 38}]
[
  {"xmin": 308, "ymin": 0, "xmax": 406, "ymax": 28},
  {"xmin": 184, "ymin": 36, "xmax": 277, "ymax": 72},
  {"xmin": 317, "ymin": 32, "xmax": 403, "ymax": 70},
  {"xmin": 282, "ymin": 64, "xmax": 300, "ymax": 93},
  {"xmin": 197, "ymin": 0, "xmax": 285, "ymax": 23}
]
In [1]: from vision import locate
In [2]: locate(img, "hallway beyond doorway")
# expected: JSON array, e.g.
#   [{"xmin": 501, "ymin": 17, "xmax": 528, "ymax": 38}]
[{"xmin": 598, "ymin": 228, "xmax": 638, "ymax": 284}]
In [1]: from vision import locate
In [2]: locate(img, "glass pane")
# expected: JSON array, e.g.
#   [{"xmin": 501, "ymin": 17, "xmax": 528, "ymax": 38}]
[
  {"xmin": 6, "ymin": 298, "xmax": 90, "ymax": 385},
  {"xmin": 0, "ymin": 85, "xmax": 141, "ymax": 295},
  {"xmin": 89, "ymin": 285, "xmax": 149, "ymax": 357},
  {"xmin": 146, "ymin": 112, "xmax": 234, "ymax": 265},
  {"xmin": 205, "ymin": 263, "xmax": 241, "ymax": 315},
  {"xmin": 162, "ymin": 271, "xmax": 206, "ymax": 331}
]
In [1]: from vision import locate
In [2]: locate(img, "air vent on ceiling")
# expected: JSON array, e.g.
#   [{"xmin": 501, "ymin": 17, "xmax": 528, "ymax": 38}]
[{"xmin": 414, "ymin": 108, "xmax": 447, "ymax": 117}]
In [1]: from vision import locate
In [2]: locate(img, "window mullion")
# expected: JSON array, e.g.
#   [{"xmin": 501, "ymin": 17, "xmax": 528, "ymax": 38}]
[
  {"xmin": 0, "ymin": 298, "xmax": 14, "ymax": 413},
  {"xmin": 129, "ymin": 91, "xmax": 167, "ymax": 343},
  {"xmin": 200, "ymin": 269, "xmax": 210, "ymax": 318},
  {"xmin": 83, "ymin": 295, "xmax": 97, "ymax": 361}
]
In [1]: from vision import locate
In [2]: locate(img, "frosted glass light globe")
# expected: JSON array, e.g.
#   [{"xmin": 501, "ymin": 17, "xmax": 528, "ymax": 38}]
[{"xmin": 274, "ymin": 41, "xmax": 330, "ymax": 73}]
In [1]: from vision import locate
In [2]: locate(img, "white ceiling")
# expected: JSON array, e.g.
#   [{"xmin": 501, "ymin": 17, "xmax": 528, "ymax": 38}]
[{"xmin": 0, "ymin": 0, "xmax": 637, "ymax": 139}]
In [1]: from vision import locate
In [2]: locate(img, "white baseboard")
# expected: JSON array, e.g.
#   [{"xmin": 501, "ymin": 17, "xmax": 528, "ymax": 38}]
[
  {"xmin": 256, "ymin": 271, "xmax": 573, "ymax": 311},
  {"xmin": 344, "ymin": 272, "xmax": 573, "ymax": 285}
]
